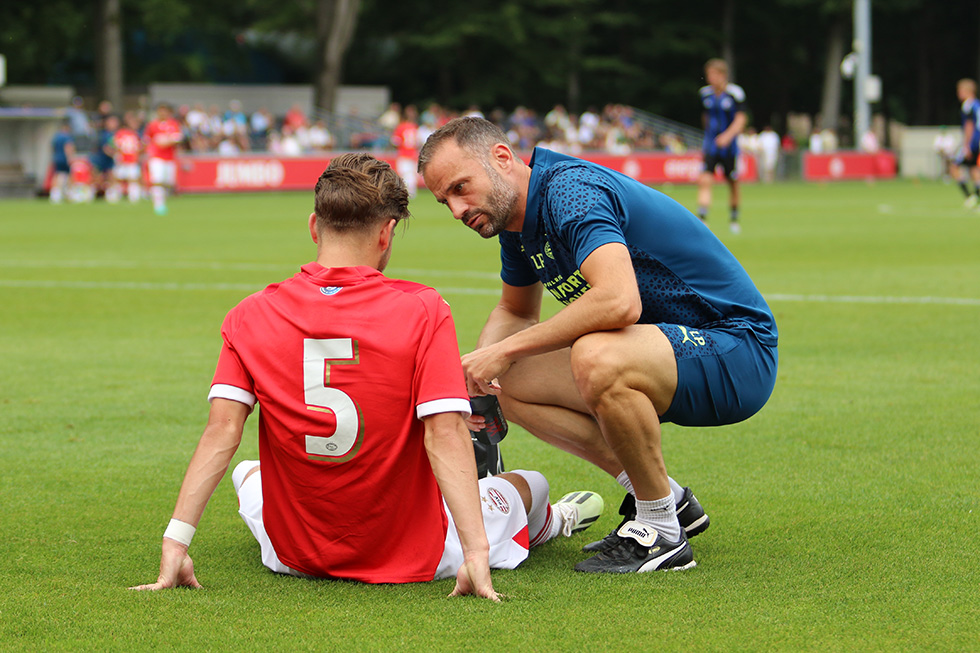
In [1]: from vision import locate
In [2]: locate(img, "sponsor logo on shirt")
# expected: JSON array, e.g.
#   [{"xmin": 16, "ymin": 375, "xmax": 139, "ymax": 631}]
[{"xmin": 319, "ymin": 286, "xmax": 342, "ymax": 296}]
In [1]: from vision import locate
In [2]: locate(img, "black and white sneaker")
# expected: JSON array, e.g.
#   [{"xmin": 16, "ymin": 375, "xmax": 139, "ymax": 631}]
[
  {"xmin": 574, "ymin": 521, "xmax": 696, "ymax": 573},
  {"xmin": 582, "ymin": 488, "xmax": 710, "ymax": 553}
]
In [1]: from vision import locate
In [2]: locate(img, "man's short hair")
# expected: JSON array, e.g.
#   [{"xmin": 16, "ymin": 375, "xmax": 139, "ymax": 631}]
[
  {"xmin": 314, "ymin": 153, "xmax": 410, "ymax": 233},
  {"xmin": 705, "ymin": 58, "xmax": 729, "ymax": 75},
  {"xmin": 417, "ymin": 117, "xmax": 513, "ymax": 175},
  {"xmin": 958, "ymin": 78, "xmax": 977, "ymax": 95}
]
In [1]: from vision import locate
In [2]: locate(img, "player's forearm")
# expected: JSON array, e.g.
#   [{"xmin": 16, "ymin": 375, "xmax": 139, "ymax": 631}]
[
  {"xmin": 170, "ymin": 419, "xmax": 243, "ymax": 526},
  {"xmin": 424, "ymin": 416, "xmax": 491, "ymax": 557},
  {"xmin": 725, "ymin": 112, "xmax": 748, "ymax": 140}
]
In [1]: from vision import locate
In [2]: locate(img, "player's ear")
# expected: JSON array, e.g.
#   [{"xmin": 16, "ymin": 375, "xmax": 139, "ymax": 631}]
[
  {"xmin": 379, "ymin": 218, "xmax": 396, "ymax": 250},
  {"xmin": 308, "ymin": 212, "xmax": 319, "ymax": 244}
]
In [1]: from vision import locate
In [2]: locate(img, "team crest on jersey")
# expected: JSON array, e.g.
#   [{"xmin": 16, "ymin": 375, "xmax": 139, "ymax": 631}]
[
  {"xmin": 319, "ymin": 286, "xmax": 342, "ymax": 296},
  {"xmin": 485, "ymin": 487, "xmax": 511, "ymax": 514}
]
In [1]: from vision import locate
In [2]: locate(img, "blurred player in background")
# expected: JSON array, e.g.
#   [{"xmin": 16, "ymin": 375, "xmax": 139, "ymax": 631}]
[
  {"xmin": 953, "ymin": 78, "xmax": 980, "ymax": 207},
  {"xmin": 419, "ymin": 117, "xmax": 777, "ymax": 575},
  {"xmin": 144, "ymin": 103, "xmax": 183, "ymax": 215},
  {"xmin": 50, "ymin": 119, "xmax": 75, "ymax": 204},
  {"xmin": 113, "ymin": 112, "xmax": 144, "ymax": 203},
  {"xmin": 391, "ymin": 104, "xmax": 420, "ymax": 198},
  {"xmin": 697, "ymin": 58, "xmax": 747, "ymax": 233},
  {"xmin": 130, "ymin": 153, "xmax": 602, "ymax": 598},
  {"xmin": 94, "ymin": 115, "xmax": 121, "ymax": 203}
]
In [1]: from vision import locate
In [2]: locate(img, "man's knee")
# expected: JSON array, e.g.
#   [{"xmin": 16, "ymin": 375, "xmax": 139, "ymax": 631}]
[{"xmin": 569, "ymin": 333, "xmax": 627, "ymax": 409}]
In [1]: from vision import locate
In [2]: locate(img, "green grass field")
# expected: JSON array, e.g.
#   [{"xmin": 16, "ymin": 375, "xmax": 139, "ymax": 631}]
[{"xmin": 1, "ymin": 179, "xmax": 978, "ymax": 651}]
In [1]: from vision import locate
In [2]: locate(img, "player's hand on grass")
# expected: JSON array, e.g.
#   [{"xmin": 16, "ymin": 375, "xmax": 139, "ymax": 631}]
[
  {"xmin": 449, "ymin": 555, "xmax": 500, "ymax": 602},
  {"xmin": 129, "ymin": 538, "xmax": 203, "ymax": 591}
]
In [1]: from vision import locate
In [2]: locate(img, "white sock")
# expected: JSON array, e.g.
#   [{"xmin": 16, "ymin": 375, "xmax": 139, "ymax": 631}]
[
  {"xmin": 511, "ymin": 469, "xmax": 556, "ymax": 547},
  {"xmin": 128, "ymin": 183, "xmax": 141, "ymax": 202},
  {"xmin": 616, "ymin": 471, "xmax": 633, "ymax": 495},
  {"xmin": 668, "ymin": 477, "xmax": 684, "ymax": 506},
  {"xmin": 617, "ymin": 471, "xmax": 685, "ymax": 506},
  {"xmin": 151, "ymin": 185, "xmax": 166, "ymax": 210},
  {"xmin": 635, "ymin": 494, "xmax": 682, "ymax": 542}
]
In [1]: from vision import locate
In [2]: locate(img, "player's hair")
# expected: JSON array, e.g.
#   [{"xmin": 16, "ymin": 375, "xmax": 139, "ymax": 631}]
[
  {"xmin": 417, "ymin": 116, "xmax": 513, "ymax": 175},
  {"xmin": 314, "ymin": 153, "xmax": 410, "ymax": 233},
  {"xmin": 957, "ymin": 78, "xmax": 977, "ymax": 94},
  {"xmin": 705, "ymin": 58, "xmax": 729, "ymax": 75}
]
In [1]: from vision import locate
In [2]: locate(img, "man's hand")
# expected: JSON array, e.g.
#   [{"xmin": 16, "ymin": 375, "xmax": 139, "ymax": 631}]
[
  {"xmin": 129, "ymin": 538, "xmax": 202, "ymax": 591},
  {"xmin": 461, "ymin": 343, "xmax": 510, "ymax": 396},
  {"xmin": 448, "ymin": 554, "xmax": 501, "ymax": 602},
  {"xmin": 715, "ymin": 132, "xmax": 734, "ymax": 148}
]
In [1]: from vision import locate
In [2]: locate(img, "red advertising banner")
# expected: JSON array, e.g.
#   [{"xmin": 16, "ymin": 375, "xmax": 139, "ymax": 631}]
[
  {"xmin": 176, "ymin": 152, "xmax": 760, "ymax": 193},
  {"xmin": 802, "ymin": 151, "xmax": 897, "ymax": 181}
]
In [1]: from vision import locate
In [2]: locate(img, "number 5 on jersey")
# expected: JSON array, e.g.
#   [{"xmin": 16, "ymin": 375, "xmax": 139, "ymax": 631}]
[{"xmin": 304, "ymin": 338, "xmax": 364, "ymax": 462}]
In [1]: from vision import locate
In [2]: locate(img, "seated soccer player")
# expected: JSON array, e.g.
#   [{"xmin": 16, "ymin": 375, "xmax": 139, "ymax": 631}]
[{"xmin": 130, "ymin": 153, "xmax": 602, "ymax": 599}]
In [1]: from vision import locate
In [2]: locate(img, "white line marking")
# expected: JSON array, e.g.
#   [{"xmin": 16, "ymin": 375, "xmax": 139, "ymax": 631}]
[
  {"xmin": 0, "ymin": 279, "xmax": 977, "ymax": 306},
  {"xmin": 0, "ymin": 260, "xmax": 500, "ymax": 280},
  {"xmin": 767, "ymin": 293, "xmax": 980, "ymax": 307}
]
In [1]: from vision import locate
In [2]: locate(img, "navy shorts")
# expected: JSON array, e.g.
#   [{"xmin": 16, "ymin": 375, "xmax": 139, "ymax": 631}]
[
  {"xmin": 703, "ymin": 152, "xmax": 738, "ymax": 180},
  {"xmin": 659, "ymin": 323, "xmax": 777, "ymax": 427},
  {"xmin": 955, "ymin": 146, "xmax": 979, "ymax": 168}
]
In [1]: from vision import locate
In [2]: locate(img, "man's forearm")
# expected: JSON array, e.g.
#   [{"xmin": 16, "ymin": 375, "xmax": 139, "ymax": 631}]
[
  {"xmin": 424, "ymin": 414, "xmax": 490, "ymax": 557},
  {"xmin": 476, "ymin": 303, "xmax": 538, "ymax": 349}
]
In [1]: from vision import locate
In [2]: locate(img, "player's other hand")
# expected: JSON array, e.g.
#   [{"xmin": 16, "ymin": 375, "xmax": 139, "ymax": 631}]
[
  {"xmin": 449, "ymin": 555, "xmax": 501, "ymax": 602},
  {"xmin": 129, "ymin": 538, "xmax": 203, "ymax": 591}
]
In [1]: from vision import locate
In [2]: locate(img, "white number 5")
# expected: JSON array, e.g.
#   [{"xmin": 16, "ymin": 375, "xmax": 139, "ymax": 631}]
[{"xmin": 303, "ymin": 338, "xmax": 363, "ymax": 462}]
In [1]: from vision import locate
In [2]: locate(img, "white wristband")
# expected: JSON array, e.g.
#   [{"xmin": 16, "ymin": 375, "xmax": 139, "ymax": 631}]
[{"xmin": 163, "ymin": 518, "xmax": 196, "ymax": 547}]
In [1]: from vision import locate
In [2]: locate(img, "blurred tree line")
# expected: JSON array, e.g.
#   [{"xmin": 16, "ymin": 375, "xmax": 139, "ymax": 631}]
[{"xmin": 1, "ymin": 0, "xmax": 977, "ymax": 132}]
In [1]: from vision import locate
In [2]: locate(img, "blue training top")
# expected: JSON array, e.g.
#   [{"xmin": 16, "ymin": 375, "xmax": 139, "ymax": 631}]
[
  {"xmin": 961, "ymin": 97, "xmax": 980, "ymax": 151},
  {"xmin": 499, "ymin": 147, "xmax": 777, "ymax": 345},
  {"xmin": 700, "ymin": 83, "xmax": 746, "ymax": 158},
  {"xmin": 52, "ymin": 132, "xmax": 73, "ymax": 167}
]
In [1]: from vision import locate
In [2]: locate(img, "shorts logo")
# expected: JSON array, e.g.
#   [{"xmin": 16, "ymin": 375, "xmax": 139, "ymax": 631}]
[
  {"xmin": 319, "ymin": 286, "xmax": 342, "ymax": 296},
  {"xmin": 678, "ymin": 326, "xmax": 706, "ymax": 346},
  {"xmin": 485, "ymin": 487, "xmax": 511, "ymax": 514}
]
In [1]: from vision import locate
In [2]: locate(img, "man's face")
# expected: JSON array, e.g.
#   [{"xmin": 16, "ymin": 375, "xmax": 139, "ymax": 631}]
[
  {"xmin": 422, "ymin": 141, "xmax": 519, "ymax": 239},
  {"xmin": 706, "ymin": 67, "xmax": 727, "ymax": 89}
]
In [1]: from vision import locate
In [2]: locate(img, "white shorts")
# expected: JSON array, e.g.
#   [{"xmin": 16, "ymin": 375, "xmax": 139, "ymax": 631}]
[
  {"xmin": 396, "ymin": 156, "xmax": 418, "ymax": 194},
  {"xmin": 114, "ymin": 163, "xmax": 141, "ymax": 181},
  {"xmin": 147, "ymin": 158, "xmax": 176, "ymax": 186},
  {"xmin": 231, "ymin": 460, "xmax": 530, "ymax": 580}
]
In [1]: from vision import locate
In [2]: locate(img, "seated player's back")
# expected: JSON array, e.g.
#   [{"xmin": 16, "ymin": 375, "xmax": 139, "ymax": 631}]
[{"xmin": 214, "ymin": 264, "xmax": 465, "ymax": 582}]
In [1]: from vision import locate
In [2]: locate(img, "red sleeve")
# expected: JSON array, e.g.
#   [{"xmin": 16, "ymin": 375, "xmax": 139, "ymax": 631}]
[
  {"xmin": 208, "ymin": 307, "xmax": 257, "ymax": 406},
  {"xmin": 413, "ymin": 290, "xmax": 470, "ymax": 418}
]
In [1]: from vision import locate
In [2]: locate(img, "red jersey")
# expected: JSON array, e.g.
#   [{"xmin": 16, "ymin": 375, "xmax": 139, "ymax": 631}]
[
  {"xmin": 144, "ymin": 118, "xmax": 182, "ymax": 160},
  {"xmin": 209, "ymin": 264, "xmax": 470, "ymax": 583},
  {"xmin": 70, "ymin": 158, "xmax": 93, "ymax": 184},
  {"xmin": 392, "ymin": 121, "xmax": 419, "ymax": 159},
  {"xmin": 113, "ymin": 128, "xmax": 142, "ymax": 164}
]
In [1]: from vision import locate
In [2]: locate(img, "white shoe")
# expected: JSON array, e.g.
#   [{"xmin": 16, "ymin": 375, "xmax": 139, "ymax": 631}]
[
  {"xmin": 729, "ymin": 221, "xmax": 742, "ymax": 234},
  {"xmin": 964, "ymin": 195, "xmax": 978, "ymax": 208},
  {"xmin": 553, "ymin": 491, "xmax": 604, "ymax": 536}
]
